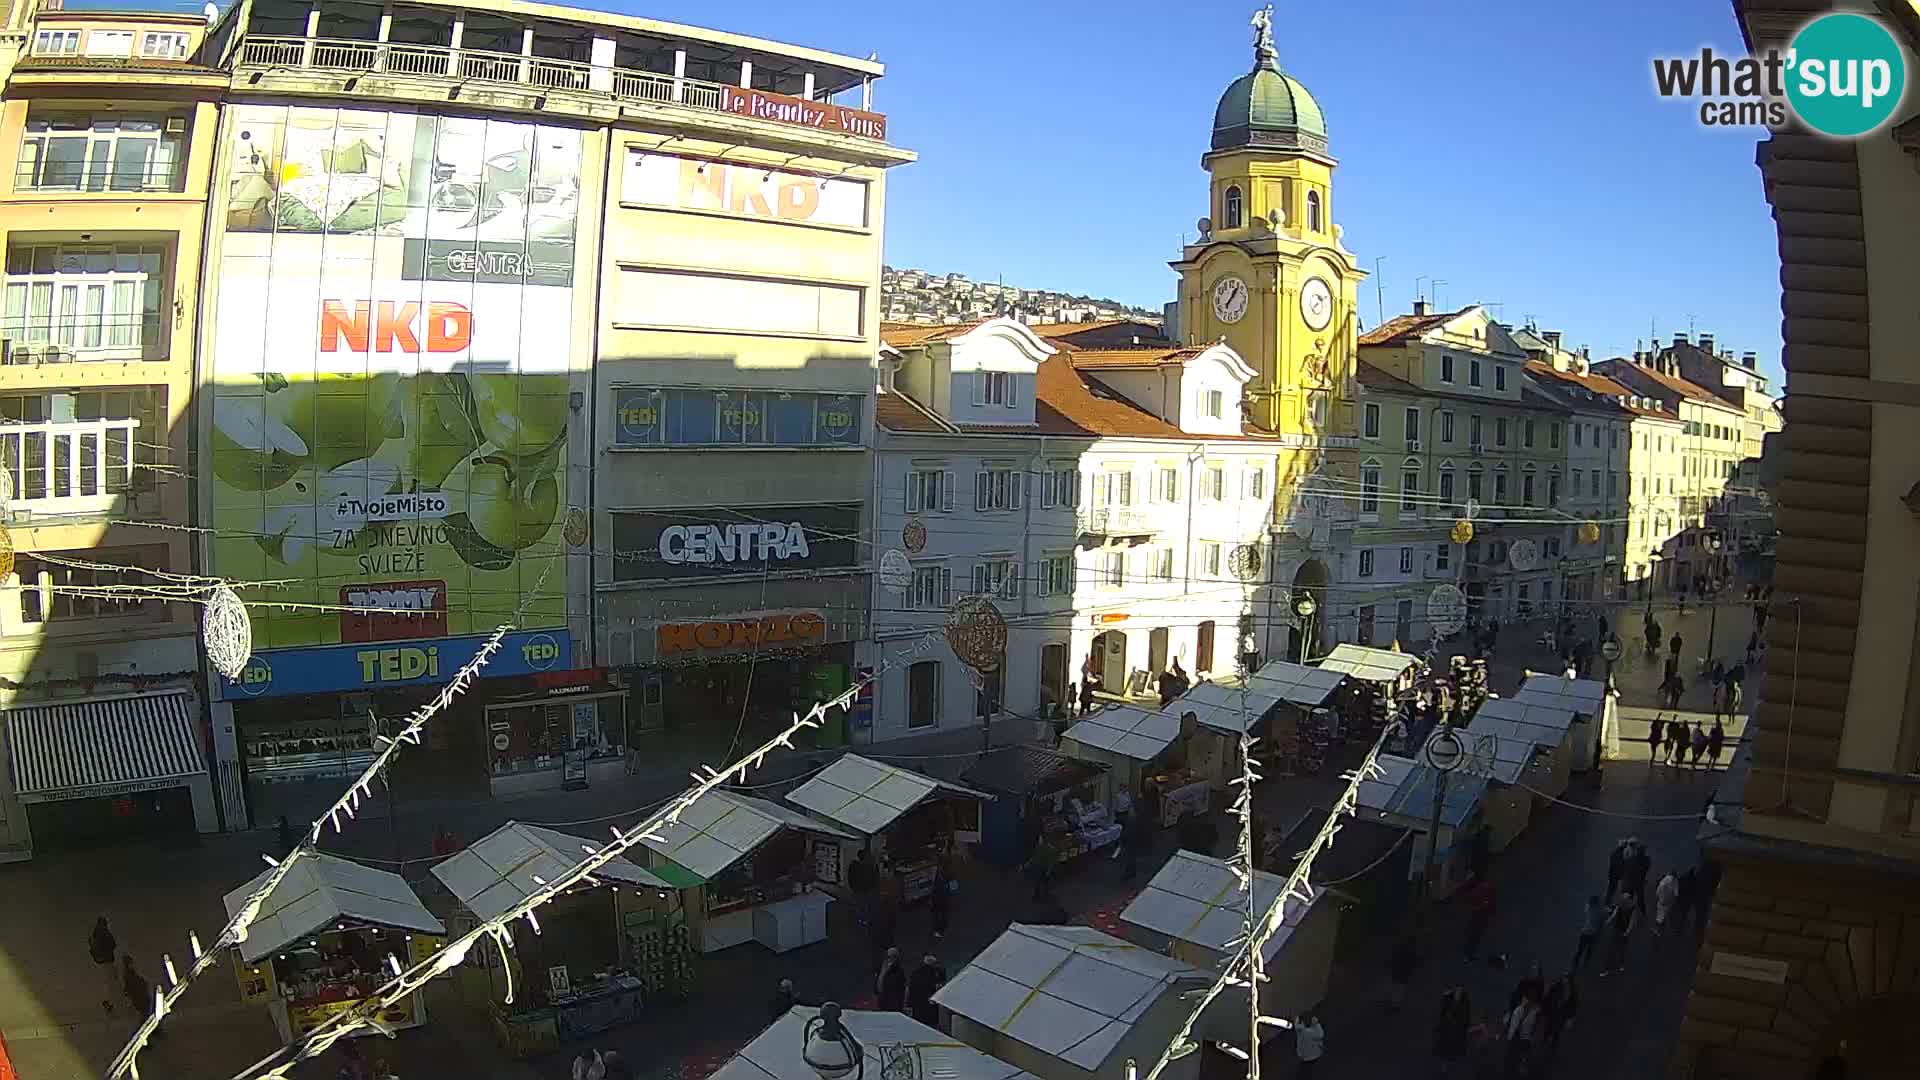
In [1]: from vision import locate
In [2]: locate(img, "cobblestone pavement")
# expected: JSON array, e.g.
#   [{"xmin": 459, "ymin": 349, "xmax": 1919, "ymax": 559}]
[{"xmin": 0, "ymin": 594, "xmax": 1759, "ymax": 1080}]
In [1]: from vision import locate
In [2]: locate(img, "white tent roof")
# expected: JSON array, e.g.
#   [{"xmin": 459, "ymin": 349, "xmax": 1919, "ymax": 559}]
[
  {"xmin": 713, "ymin": 1007, "xmax": 1039, "ymax": 1080},
  {"xmin": 1461, "ymin": 715, "xmax": 1567, "ymax": 784},
  {"xmin": 1119, "ymin": 850, "xmax": 1318, "ymax": 965},
  {"xmin": 637, "ymin": 789, "xmax": 856, "ymax": 880},
  {"xmin": 1245, "ymin": 659, "xmax": 1346, "ymax": 707},
  {"xmin": 432, "ymin": 821, "xmax": 674, "ymax": 921},
  {"xmin": 1316, "ymin": 644, "xmax": 1419, "ymax": 683},
  {"xmin": 1511, "ymin": 675, "xmax": 1608, "ymax": 718},
  {"xmin": 1475, "ymin": 696, "xmax": 1578, "ymax": 736},
  {"xmin": 1061, "ymin": 704, "xmax": 1182, "ymax": 761},
  {"xmin": 1174, "ymin": 681, "xmax": 1280, "ymax": 735},
  {"xmin": 223, "ymin": 852, "xmax": 444, "ymax": 963},
  {"xmin": 933, "ymin": 923, "xmax": 1205, "ymax": 1071},
  {"xmin": 785, "ymin": 754, "xmax": 990, "ymax": 836}
]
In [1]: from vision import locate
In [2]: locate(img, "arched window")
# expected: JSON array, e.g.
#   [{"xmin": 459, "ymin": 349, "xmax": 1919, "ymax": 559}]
[
  {"xmin": 1223, "ymin": 186, "xmax": 1244, "ymax": 229},
  {"xmin": 1306, "ymin": 190, "xmax": 1323, "ymax": 232}
]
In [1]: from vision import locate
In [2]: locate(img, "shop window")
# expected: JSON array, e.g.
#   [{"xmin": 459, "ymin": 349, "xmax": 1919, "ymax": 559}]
[
  {"xmin": 487, "ymin": 697, "xmax": 625, "ymax": 777},
  {"xmin": 1356, "ymin": 604, "xmax": 1375, "ymax": 646},
  {"xmin": 908, "ymin": 661, "xmax": 940, "ymax": 729}
]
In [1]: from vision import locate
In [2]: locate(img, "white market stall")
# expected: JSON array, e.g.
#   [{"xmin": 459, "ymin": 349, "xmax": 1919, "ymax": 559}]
[
  {"xmin": 1356, "ymin": 755, "xmax": 1490, "ymax": 898},
  {"xmin": 1316, "ymin": 644, "xmax": 1420, "ymax": 691},
  {"xmin": 715, "ymin": 1006, "xmax": 1038, "ymax": 1080},
  {"xmin": 784, "ymin": 754, "xmax": 991, "ymax": 902},
  {"xmin": 1166, "ymin": 680, "xmax": 1284, "ymax": 791},
  {"xmin": 634, "ymin": 789, "xmax": 857, "ymax": 954},
  {"xmin": 1119, "ymin": 850, "xmax": 1341, "ymax": 1050},
  {"xmin": 433, "ymin": 821, "xmax": 690, "ymax": 1054},
  {"xmin": 933, "ymin": 923, "xmax": 1210, "ymax": 1080},
  {"xmin": 1061, "ymin": 705, "xmax": 1205, "ymax": 827},
  {"xmin": 1510, "ymin": 675, "xmax": 1618, "ymax": 771},
  {"xmin": 223, "ymin": 852, "xmax": 445, "ymax": 1043},
  {"xmin": 1236, "ymin": 660, "xmax": 1347, "ymax": 774},
  {"xmin": 1458, "ymin": 698, "xmax": 1578, "ymax": 852}
]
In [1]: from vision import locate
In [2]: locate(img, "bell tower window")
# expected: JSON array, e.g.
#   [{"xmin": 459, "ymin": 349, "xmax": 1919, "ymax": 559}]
[
  {"xmin": 1223, "ymin": 185, "xmax": 1244, "ymax": 229},
  {"xmin": 1306, "ymin": 190, "xmax": 1323, "ymax": 232}
]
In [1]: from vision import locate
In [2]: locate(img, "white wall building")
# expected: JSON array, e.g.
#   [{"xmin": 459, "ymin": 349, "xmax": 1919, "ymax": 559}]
[{"xmin": 863, "ymin": 319, "xmax": 1281, "ymax": 744}]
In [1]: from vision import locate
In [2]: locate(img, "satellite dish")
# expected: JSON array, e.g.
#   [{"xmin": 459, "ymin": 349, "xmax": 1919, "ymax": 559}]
[{"xmin": 1508, "ymin": 538, "xmax": 1540, "ymax": 572}]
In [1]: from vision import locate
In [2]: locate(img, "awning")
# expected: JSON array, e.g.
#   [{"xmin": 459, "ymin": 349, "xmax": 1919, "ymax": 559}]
[
  {"xmin": 1511, "ymin": 675, "xmax": 1608, "ymax": 718},
  {"xmin": 1357, "ymin": 754, "xmax": 1487, "ymax": 829},
  {"xmin": 637, "ymin": 789, "xmax": 856, "ymax": 881},
  {"xmin": 1316, "ymin": 644, "xmax": 1420, "ymax": 684},
  {"xmin": 1173, "ymin": 681, "xmax": 1279, "ymax": 735},
  {"xmin": 4, "ymin": 690, "xmax": 205, "ymax": 804},
  {"xmin": 784, "ymin": 754, "xmax": 991, "ymax": 835},
  {"xmin": 223, "ymin": 852, "xmax": 444, "ymax": 963},
  {"xmin": 1061, "ymin": 704, "xmax": 1181, "ymax": 762},
  {"xmin": 1245, "ymin": 660, "xmax": 1346, "ymax": 707},
  {"xmin": 1120, "ymin": 849, "xmax": 1317, "ymax": 964},
  {"xmin": 713, "ymin": 1007, "xmax": 1040, "ymax": 1080},
  {"xmin": 433, "ymin": 821, "xmax": 674, "ymax": 922}
]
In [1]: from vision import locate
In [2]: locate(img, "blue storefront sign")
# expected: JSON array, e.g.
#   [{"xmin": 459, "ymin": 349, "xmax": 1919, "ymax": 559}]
[
  {"xmin": 613, "ymin": 387, "xmax": 861, "ymax": 448},
  {"xmin": 224, "ymin": 630, "xmax": 572, "ymax": 699}
]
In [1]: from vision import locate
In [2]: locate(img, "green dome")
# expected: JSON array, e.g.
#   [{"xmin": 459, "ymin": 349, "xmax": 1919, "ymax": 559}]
[{"xmin": 1211, "ymin": 60, "xmax": 1328, "ymax": 154}]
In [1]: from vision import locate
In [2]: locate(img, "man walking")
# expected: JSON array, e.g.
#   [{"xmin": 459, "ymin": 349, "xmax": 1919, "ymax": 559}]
[
  {"xmin": 1654, "ymin": 870, "xmax": 1680, "ymax": 936},
  {"xmin": 847, "ymin": 849, "xmax": 878, "ymax": 927},
  {"xmin": 1708, "ymin": 719, "xmax": 1727, "ymax": 767},
  {"xmin": 1648, "ymin": 716, "xmax": 1665, "ymax": 766},
  {"xmin": 1293, "ymin": 1010, "xmax": 1325, "ymax": 1079},
  {"xmin": 1601, "ymin": 890, "xmax": 1638, "ymax": 976},
  {"xmin": 1625, "ymin": 841, "xmax": 1652, "ymax": 916},
  {"xmin": 1572, "ymin": 895, "xmax": 1604, "ymax": 972},
  {"xmin": 1605, "ymin": 838, "xmax": 1630, "ymax": 900},
  {"xmin": 90, "ymin": 916, "xmax": 118, "ymax": 1016}
]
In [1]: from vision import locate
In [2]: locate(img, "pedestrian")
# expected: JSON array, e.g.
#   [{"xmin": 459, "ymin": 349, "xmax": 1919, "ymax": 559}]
[
  {"xmin": 869, "ymin": 888, "xmax": 898, "ymax": 973},
  {"xmin": 848, "ymin": 848, "xmax": 878, "ymax": 926},
  {"xmin": 908, "ymin": 953, "xmax": 947, "ymax": 1027},
  {"xmin": 1674, "ymin": 866, "xmax": 1700, "ymax": 935},
  {"xmin": 121, "ymin": 954, "xmax": 153, "ymax": 1023},
  {"xmin": 1432, "ymin": 987, "xmax": 1473, "ymax": 1077},
  {"xmin": 1663, "ymin": 673, "xmax": 1684, "ymax": 712},
  {"xmin": 1464, "ymin": 877, "xmax": 1497, "ymax": 962},
  {"xmin": 1571, "ymin": 895, "xmax": 1604, "ymax": 972},
  {"xmin": 1708, "ymin": 719, "xmax": 1727, "ymax": 767},
  {"xmin": 928, "ymin": 859, "xmax": 952, "ymax": 940},
  {"xmin": 1654, "ymin": 870, "xmax": 1679, "ymax": 936},
  {"xmin": 1388, "ymin": 935, "xmax": 1420, "ymax": 1011},
  {"xmin": 1667, "ymin": 720, "xmax": 1687, "ymax": 767},
  {"xmin": 601, "ymin": 1051, "xmax": 634, "ymax": 1080},
  {"xmin": 1542, "ymin": 973, "xmax": 1579, "ymax": 1056},
  {"xmin": 1625, "ymin": 842, "xmax": 1652, "ymax": 915},
  {"xmin": 1648, "ymin": 716, "xmax": 1665, "ymax": 765},
  {"xmin": 772, "ymin": 978, "xmax": 799, "ymax": 1020},
  {"xmin": 1121, "ymin": 799, "xmax": 1153, "ymax": 882},
  {"xmin": 1293, "ymin": 1009, "xmax": 1325, "ymax": 1079},
  {"xmin": 1722, "ymin": 675, "xmax": 1744, "ymax": 723},
  {"xmin": 90, "ymin": 915, "xmax": 118, "ymax": 1015},
  {"xmin": 877, "ymin": 947, "xmax": 908, "ymax": 1011},
  {"xmin": 1601, "ymin": 891, "xmax": 1637, "ymax": 975},
  {"xmin": 1691, "ymin": 721, "xmax": 1710, "ymax": 769},
  {"xmin": 1711, "ymin": 659, "xmax": 1726, "ymax": 691},
  {"xmin": 1501, "ymin": 991, "xmax": 1542, "ymax": 1080},
  {"xmin": 1508, "ymin": 962, "xmax": 1545, "ymax": 1011},
  {"xmin": 1669, "ymin": 632, "xmax": 1684, "ymax": 659},
  {"xmin": 1605, "ymin": 838, "xmax": 1629, "ymax": 899},
  {"xmin": 1078, "ymin": 678, "xmax": 1096, "ymax": 718},
  {"xmin": 570, "ymin": 1050, "xmax": 606, "ymax": 1080}
]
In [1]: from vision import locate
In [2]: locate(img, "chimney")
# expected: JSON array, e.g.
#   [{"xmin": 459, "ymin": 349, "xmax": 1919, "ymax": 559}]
[
  {"xmin": 1673, "ymin": 333, "xmax": 1688, "ymax": 347},
  {"xmin": 1742, "ymin": 350, "xmax": 1757, "ymax": 366},
  {"xmin": 1543, "ymin": 330, "xmax": 1562, "ymax": 349},
  {"xmin": 1698, "ymin": 333, "xmax": 1714, "ymax": 354},
  {"xmin": 1412, "ymin": 300, "xmax": 1429, "ymax": 316}
]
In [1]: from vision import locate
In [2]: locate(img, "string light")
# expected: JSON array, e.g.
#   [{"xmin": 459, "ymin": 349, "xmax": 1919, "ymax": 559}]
[{"xmin": 202, "ymin": 585, "xmax": 254, "ymax": 680}]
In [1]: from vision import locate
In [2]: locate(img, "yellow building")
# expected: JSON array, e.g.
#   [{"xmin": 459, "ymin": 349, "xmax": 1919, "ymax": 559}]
[
  {"xmin": 1170, "ymin": 11, "xmax": 1366, "ymax": 657},
  {"xmin": 0, "ymin": 3, "xmax": 226, "ymax": 859}
]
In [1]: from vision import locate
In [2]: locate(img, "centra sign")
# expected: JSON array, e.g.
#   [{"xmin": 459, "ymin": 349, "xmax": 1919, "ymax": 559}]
[{"xmin": 659, "ymin": 522, "xmax": 811, "ymax": 565}]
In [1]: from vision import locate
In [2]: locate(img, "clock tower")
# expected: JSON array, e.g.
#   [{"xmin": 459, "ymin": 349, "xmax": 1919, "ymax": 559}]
[{"xmin": 1171, "ymin": 6, "xmax": 1367, "ymax": 443}]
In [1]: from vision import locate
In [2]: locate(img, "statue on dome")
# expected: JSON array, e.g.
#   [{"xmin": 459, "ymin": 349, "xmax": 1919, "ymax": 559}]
[{"xmin": 1251, "ymin": 5, "xmax": 1278, "ymax": 65}]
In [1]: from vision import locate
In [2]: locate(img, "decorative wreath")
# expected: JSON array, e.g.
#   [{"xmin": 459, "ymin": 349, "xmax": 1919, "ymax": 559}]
[{"xmin": 944, "ymin": 594, "xmax": 1007, "ymax": 671}]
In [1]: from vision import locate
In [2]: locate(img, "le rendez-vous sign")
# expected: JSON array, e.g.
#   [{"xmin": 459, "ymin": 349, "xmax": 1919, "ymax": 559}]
[{"xmin": 717, "ymin": 85, "xmax": 888, "ymax": 142}]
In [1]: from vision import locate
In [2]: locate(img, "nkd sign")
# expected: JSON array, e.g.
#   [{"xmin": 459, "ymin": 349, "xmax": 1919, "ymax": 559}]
[{"xmin": 611, "ymin": 503, "xmax": 859, "ymax": 581}]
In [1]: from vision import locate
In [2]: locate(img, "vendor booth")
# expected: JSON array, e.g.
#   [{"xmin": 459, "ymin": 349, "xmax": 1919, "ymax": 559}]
[
  {"xmin": 635, "ymin": 789, "xmax": 855, "ymax": 955},
  {"xmin": 432, "ymin": 821, "xmax": 690, "ymax": 1055},
  {"xmin": 223, "ymin": 853, "xmax": 445, "ymax": 1043},
  {"xmin": 1167, "ymin": 681, "xmax": 1279, "ymax": 791},
  {"xmin": 1227, "ymin": 661, "xmax": 1346, "ymax": 777},
  {"xmin": 713, "ymin": 1006, "xmax": 1037, "ymax": 1080},
  {"xmin": 1355, "ymin": 755, "xmax": 1489, "ymax": 899},
  {"xmin": 1316, "ymin": 644, "xmax": 1420, "ymax": 692},
  {"xmin": 1119, "ymin": 850, "xmax": 1341, "ymax": 1054},
  {"xmin": 783, "ymin": 754, "xmax": 990, "ymax": 902},
  {"xmin": 934, "ymin": 922, "xmax": 1210, "ymax": 1080},
  {"xmin": 1061, "ymin": 705, "xmax": 1207, "ymax": 828},
  {"xmin": 959, "ymin": 746, "xmax": 1112, "ymax": 869},
  {"xmin": 1510, "ymin": 675, "xmax": 1618, "ymax": 771},
  {"xmin": 1457, "ymin": 699, "xmax": 1577, "ymax": 853}
]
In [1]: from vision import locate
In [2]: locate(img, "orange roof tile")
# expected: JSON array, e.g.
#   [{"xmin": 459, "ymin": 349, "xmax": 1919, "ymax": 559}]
[
  {"xmin": 1034, "ymin": 356, "xmax": 1184, "ymax": 437},
  {"xmin": 873, "ymin": 390, "xmax": 955, "ymax": 434},
  {"xmin": 880, "ymin": 321, "xmax": 983, "ymax": 347},
  {"xmin": 1614, "ymin": 361, "xmax": 1741, "ymax": 411},
  {"xmin": 1525, "ymin": 361, "xmax": 1676, "ymax": 420},
  {"xmin": 1357, "ymin": 309, "xmax": 1468, "ymax": 346},
  {"xmin": 1355, "ymin": 361, "xmax": 1421, "ymax": 395},
  {"xmin": 1023, "ymin": 318, "xmax": 1139, "ymax": 338},
  {"xmin": 1066, "ymin": 347, "xmax": 1205, "ymax": 370}
]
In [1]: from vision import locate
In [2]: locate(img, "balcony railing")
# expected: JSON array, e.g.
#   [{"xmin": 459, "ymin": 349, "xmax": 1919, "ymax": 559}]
[
  {"xmin": 0, "ymin": 418, "xmax": 141, "ymax": 516},
  {"xmin": 13, "ymin": 160, "xmax": 184, "ymax": 195},
  {"xmin": 1077, "ymin": 506, "xmax": 1158, "ymax": 537},
  {"xmin": 238, "ymin": 35, "xmax": 813, "ymax": 121}
]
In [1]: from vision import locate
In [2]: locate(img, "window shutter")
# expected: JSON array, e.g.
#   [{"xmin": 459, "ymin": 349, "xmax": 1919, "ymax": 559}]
[
  {"xmin": 1092, "ymin": 472, "xmax": 1107, "ymax": 507},
  {"xmin": 905, "ymin": 473, "xmax": 921, "ymax": 514},
  {"xmin": 1010, "ymin": 471, "xmax": 1023, "ymax": 509},
  {"xmin": 1039, "ymin": 472, "xmax": 1055, "ymax": 508},
  {"xmin": 941, "ymin": 471, "xmax": 954, "ymax": 512},
  {"xmin": 1120, "ymin": 472, "xmax": 1134, "ymax": 505},
  {"xmin": 972, "ymin": 564, "xmax": 987, "ymax": 595},
  {"xmin": 971, "ymin": 372, "xmax": 985, "ymax": 406},
  {"xmin": 1006, "ymin": 381, "xmax": 1017, "ymax": 408},
  {"xmin": 975, "ymin": 471, "xmax": 990, "ymax": 511},
  {"xmin": 941, "ymin": 567, "xmax": 953, "ymax": 606}
]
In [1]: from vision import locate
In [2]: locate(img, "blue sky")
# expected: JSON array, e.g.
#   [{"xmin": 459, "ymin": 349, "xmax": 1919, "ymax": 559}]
[{"xmin": 607, "ymin": 0, "xmax": 1785, "ymax": 382}]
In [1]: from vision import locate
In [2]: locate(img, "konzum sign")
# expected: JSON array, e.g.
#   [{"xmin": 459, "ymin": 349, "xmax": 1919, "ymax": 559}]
[{"xmin": 657, "ymin": 611, "xmax": 827, "ymax": 656}]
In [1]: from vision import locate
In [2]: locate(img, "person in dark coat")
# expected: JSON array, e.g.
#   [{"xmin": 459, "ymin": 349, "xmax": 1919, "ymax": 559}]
[
  {"xmin": 1648, "ymin": 716, "xmax": 1666, "ymax": 765},
  {"xmin": 1078, "ymin": 678, "xmax": 1097, "ymax": 718},
  {"xmin": 1669, "ymin": 632, "xmax": 1684, "ymax": 659},
  {"xmin": 90, "ymin": 916, "xmax": 118, "ymax": 1015},
  {"xmin": 1605, "ymin": 838, "xmax": 1629, "ymax": 900},
  {"xmin": 1387, "ymin": 936, "xmax": 1420, "ymax": 1011},
  {"xmin": 772, "ymin": 978, "xmax": 799, "ymax": 1021},
  {"xmin": 907, "ymin": 954, "xmax": 947, "ymax": 1028},
  {"xmin": 601, "ymin": 1051, "xmax": 634, "ymax": 1080},
  {"xmin": 121, "ymin": 955, "xmax": 157, "ymax": 1034},
  {"xmin": 1542, "ymin": 973, "xmax": 1579, "ymax": 1055},
  {"xmin": 1432, "ymin": 987, "xmax": 1473, "ymax": 1077},
  {"xmin": 876, "ymin": 948, "xmax": 907, "ymax": 1012},
  {"xmin": 1708, "ymin": 720, "xmax": 1727, "ymax": 766},
  {"xmin": 928, "ymin": 860, "xmax": 951, "ymax": 939},
  {"xmin": 868, "ymin": 889, "xmax": 898, "ymax": 973},
  {"xmin": 1121, "ymin": 800, "xmax": 1154, "ymax": 882},
  {"xmin": 847, "ymin": 849, "xmax": 879, "ymax": 926},
  {"xmin": 1625, "ymin": 842, "xmax": 1652, "ymax": 915},
  {"xmin": 1673, "ymin": 867, "xmax": 1700, "ymax": 939}
]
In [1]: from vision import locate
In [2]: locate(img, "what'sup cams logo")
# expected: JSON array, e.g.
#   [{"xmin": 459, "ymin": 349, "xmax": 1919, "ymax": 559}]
[{"xmin": 1654, "ymin": 12, "xmax": 1907, "ymax": 136}]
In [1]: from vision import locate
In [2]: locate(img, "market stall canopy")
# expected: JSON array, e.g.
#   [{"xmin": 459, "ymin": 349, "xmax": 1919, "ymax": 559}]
[
  {"xmin": 784, "ymin": 754, "xmax": 992, "ymax": 836},
  {"xmin": 637, "ymin": 789, "xmax": 857, "ymax": 881},
  {"xmin": 432, "ymin": 821, "xmax": 674, "ymax": 922},
  {"xmin": 933, "ymin": 923, "xmax": 1206, "ymax": 1071},
  {"xmin": 1060, "ymin": 704, "xmax": 1181, "ymax": 762},
  {"xmin": 961, "ymin": 745, "xmax": 1107, "ymax": 799},
  {"xmin": 223, "ymin": 852, "xmax": 444, "ymax": 963},
  {"xmin": 1244, "ymin": 659, "xmax": 1347, "ymax": 708},
  {"xmin": 1511, "ymin": 675, "xmax": 1608, "ymax": 717},
  {"xmin": 1316, "ymin": 644, "xmax": 1419, "ymax": 684},
  {"xmin": 1174, "ymin": 680, "xmax": 1280, "ymax": 736},
  {"xmin": 4, "ymin": 690, "xmax": 205, "ymax": 804},
  {"xmin": 713, "ymin": 1006, "xmax": 1038, "ymax": 1080},
  {"xmin": 1356, "ymin": 755, "xmax": 1487, "ymax": 830},
  {"xmin": 1120, "ymin": 849, "xmax": 1318, "ymax": 964}
]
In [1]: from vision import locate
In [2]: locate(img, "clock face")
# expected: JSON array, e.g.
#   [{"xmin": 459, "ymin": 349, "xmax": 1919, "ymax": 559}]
[
  {"xmin": 1211, "ymin": 275, "xmax": 1249, "ymax": 325},
  {"xmin": 1300, "ymin": 277, "xmax": 1334, "ymax": 331}
]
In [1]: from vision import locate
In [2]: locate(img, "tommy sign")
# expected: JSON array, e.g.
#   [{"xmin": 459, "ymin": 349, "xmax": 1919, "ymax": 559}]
[{"xmin": 611, "ymin": 504, "xmax": 859, "ymax": 581}]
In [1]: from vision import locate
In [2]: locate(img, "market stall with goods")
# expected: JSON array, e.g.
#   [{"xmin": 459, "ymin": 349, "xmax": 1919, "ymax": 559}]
[
  {"xmin": 1509, "ymin": 674, "xmax": 1618, "ymax": 771},
  {"xmin": 634, "ymin": 788, "xmax": 856, "ymax": 954},
  {"xmin": 711, "ymin": 1006, "xmax": 1038, "ymax": 1080},
  {"xmin": 1211, "ymin": 660, "xmax": 1345, "ymax": 778},
  {"xmin": 1118, "ymin": 849, "xmax": 1343, "ymax": 1054},
  {"xmin": 1356, "ymin": 753, "xmax": 1489, "ymax": 899},
  {"xmin": 933, "ymin": 922, "xmax": 1210, "ymax": 1080},
  {"xmin": 224, "ymin": 852, "xmax": 445, "ymax": 1043},
  {"xmin": 783, "ymin": 754, "xmax": 990, "ymax": 903},
  {"xmin": 1461, "ymin": 696, "xmax": 1579, "ymax": 850},
  {"xmin": 432, "ymin": 821, "xmax": 693, "ymax": 1056},
  {"xmin": 1060, "ymin": 704, "xmax": 1207, "ymax": 828},
  {"xmin": 959, "ymin": 745, "xmax": 1112, "ymax": 869}
]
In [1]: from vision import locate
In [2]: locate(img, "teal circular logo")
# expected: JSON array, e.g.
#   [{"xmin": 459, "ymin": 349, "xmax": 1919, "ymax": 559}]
[{"xmin": 1786, "ymin": 13, "xmax": 1906, "ymax": 137}]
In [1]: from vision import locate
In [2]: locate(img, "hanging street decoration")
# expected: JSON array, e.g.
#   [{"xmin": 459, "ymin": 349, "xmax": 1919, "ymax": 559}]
[
  {"xmin": 202, "ymin": 585, "xmax": 254, "ymax": 681},
  {"xmin": 0, "ymin": 521, "xmax": 12, "ymax": 581},
  {"xmin": 1450, "ymin": 519, "xmax": 1475, "ymax": 545},
  {"xmin": 1578, "ymin": 521, "xmax": 1602, "ymax": 545},
  {"xmin": 1464, "ymin": 496, "xmax": 1481, "ymax": 520},
  {"xmin": 944, "ymin": 594, "xmax": 1007, "ymax": 671},
  {"xmin": 877, "ymin": 549, "xmax": 913, "ymax": 593},
  {"xmin": 1229, "ymin": 543, "xmax": 1263, "ymax": 582},
  {"xmin": 563, "ymin": 509, "xmax": 590, "ymax": 548},
  {"xmin": 1508, "ymin": 538, "xmax": 1541, "ymax": 572},
  {"xmin": 1427, "ymin": 584, "xmax": 1468, "ymax": 636},
  {"xmin": 901, "ymin": 517, "xmax": 928, "ymax": 554}
]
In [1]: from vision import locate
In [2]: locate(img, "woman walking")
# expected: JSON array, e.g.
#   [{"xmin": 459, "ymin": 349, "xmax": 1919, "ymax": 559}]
[
  {"xmin": 1648, "ymin": 716, "xmax": 1665, "ymax": 766},
  {"xmin": 1601, "ymin": 891, "xmax": 1638, "ymax": 976},
  {"xmin": 1432, "ymin": 987, "xmax": 1473, "ymax": 1077},
  {"xmin": 1708, "ymin": 719, "xmax": 1727, "ymax": 767},
  {"xmin": 1654, "ymin": 870, "xmax": 1680, "ymax": 936}
]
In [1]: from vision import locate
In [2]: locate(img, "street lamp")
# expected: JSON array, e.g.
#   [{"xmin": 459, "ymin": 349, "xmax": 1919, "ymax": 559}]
[
  {"xmin": 803, "ymin": 1003, "xmax": 864, "ymax": 1080},
  {"xmin": 1645, "ymin": 550, "xmax": 1663, "ymax": 621},
  {"xmin": 1422, "ymin": 726, "xmax": 1466, "ymax": 899},
  {"xmin": 1703, "ymin": 533, "xmax": 1723, "ymax": 668}
]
